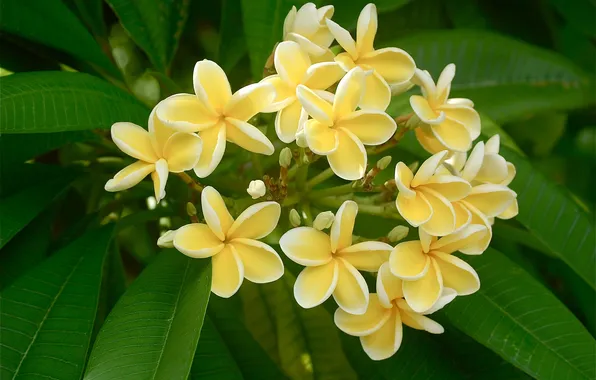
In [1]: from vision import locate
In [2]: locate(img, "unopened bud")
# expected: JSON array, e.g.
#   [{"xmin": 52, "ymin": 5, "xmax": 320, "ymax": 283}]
[
  {"xmin": 186, "ymin": 202, "xmax": 197, "ymax": 217},
  {"xmin": 157, "ymin": 230, "xmax": 177, "ymax": 248},
  {"xmin": 279, "ymin": 147, "xmax": 293, "ymax": 168},
  {"xmin": 247, "ymin": 180, "xmax": 267, "ymax": 199},
  {"xmin": 295, "ymin": 129, "xmax": 308, "ymax": 148},
  {"xmin": 405, "ymin": 114, "xmax": 421, "ymax": 129},
  {"xmin": 302, "ymin": 154, "xmax": 310, "ymax": 164},
  {"xmin": 376, "ymin": 156, "xmax": 392, "ymax": 170},
  {"xmin": 388, "ymin": 226, "xmax": 409, "ymax": 243},
  {"xmin": 289, "ymin": 209, "xmax": 301, "ymax": 227},
  {"xmin": 313, "ymin": 211, "xmax": 335, "ymax": 230},
  {"xmin": 408, "ymin": 161, "xmax": 419, "ymax": 173}
]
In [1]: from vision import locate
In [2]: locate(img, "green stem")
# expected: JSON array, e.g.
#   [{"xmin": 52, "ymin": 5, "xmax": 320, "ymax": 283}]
[
  {"xmin": 307, "ymin": 167, "xmax": 335, "ymax": 188},
  {"xmin": 301, "ymin": 202, "xmax": 313, "ymax": 226},
  {"xmin": 252, "ymin": 153, "xmax": 264, "ymax": 177},
  {"xmin": 314, "ymin": 197, "xmax": 403, "ymax": 220},
  {"xmin": 308, "ymin": 183, "xmax": 355, "ymax": 198}
]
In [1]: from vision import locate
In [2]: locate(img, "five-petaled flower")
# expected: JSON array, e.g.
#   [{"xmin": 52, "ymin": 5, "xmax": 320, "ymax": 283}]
[
  {"xmin": 283, "ymin": 3, "xmax": 335, "ymax": 58},
  {"xmin": 280, "ymin": 200, "xmax": 392, "ymax": 314},
  {"xmin": 172, "ymin": 186, "xmax": 283, "ymax": 298}
]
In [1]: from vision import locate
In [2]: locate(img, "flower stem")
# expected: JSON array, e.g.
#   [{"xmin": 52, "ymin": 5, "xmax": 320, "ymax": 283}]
[
  {"xmin": 177, "ymin": 172, "xmax": 204, "ymax": 192},
  {"xmin": 301, "ymin": 201, "xmax": 313, "ymax": 226},
  {"xmin": 308, "ymin": 183, "xmax": 354, "ymax": 198},
  {"xmin": 307, "ymin": 167, "xmax": 335, "ymax": 188},
  {"xmin": 314, "ymin": 197, "xmax": 403, "ymax": 220}
]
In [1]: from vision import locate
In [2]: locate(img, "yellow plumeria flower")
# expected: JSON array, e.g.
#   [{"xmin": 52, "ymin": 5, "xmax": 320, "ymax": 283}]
[
  {"xmin": 297, "ymin": 67, "xmax": 397, "ymax": 180},
  {"xmin": 326, "ymin": 3, "xmax": 416, "ymax": 110},
  {"xmin": 283, "ymin": 3, "xmax": 335, "ymax": 58},
  {"xmin": 411, "ymin": 64, "xmax": 481, "ymax": 153},
  {"xmin": 389, "ymin": 225, "xmax": 486, "ymax": 312},
  {"xmin": 280, "ymin": 200, "xmax": 392, "ymax": 314},
  {"xmin": 172, "ymin": 186, "xmax": 283, "ymax": 298},
  {"xmin": 395, "ymin": 150, "xmax": 471, "ymax": 236},
  {"xmin": 334, "ymin": 263, "xmax": 454, "ymax": 360},
  {"xmin": 480, "ymin": 135, "xmax": 518, "ymax": 220},
  {"xmin": 105, "ymin": 107, "xmax": 202, "ymax": 202},
  {"xmin": 261, "ymin": 41, "xmax": 344, "ymax": 143},
  {"xmin": 156, "ymin": 60, "xmax": 276, "ymax": 178}
]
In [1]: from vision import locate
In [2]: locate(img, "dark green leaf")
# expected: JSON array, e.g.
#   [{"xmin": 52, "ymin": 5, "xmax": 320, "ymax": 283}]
[
  {"xmin": 0, "ymin": 225, "xmax": 114, "ymax": 379},
  {"xmin": 66, "ymin": 0, "xmax": 107, "ymax": 37},
  {"xmin": 505, "ymin": 112, "xmax": 567, "ymax": 156},
  {"xmin": 549, "ymin": 0, "xmax": 596, "ymax": 39},
  {"xmin": 0, "ymin": 36, "xmax": 61, "ymax": 73},
  {"xmin": 84, "ymin": 251, "xmax": 211, "ymax": 380},
  {"xmin": 106, "ymin": 0, "xmax": 191, "ymax": 72},
  {"xmin": 0, "ymin": 71, "xmax": 148, "ymax": 133},
  {"xmin": 218, "ymin": 0, "xmax": 247, "ymax": 72},
  {"xmin": 445, "ymin": 248, "xmax": 596, "ymax": 380},
  {"xmin": 330, "ymin": 0, "xmax": 412, "ymax": 29}
]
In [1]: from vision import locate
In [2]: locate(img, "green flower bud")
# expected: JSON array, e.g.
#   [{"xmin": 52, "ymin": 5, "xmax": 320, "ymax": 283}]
[
  {"xmin": 279, "ymin": 147, "xmax": 293, "ymax": 168},
  {"xmin": 376, "ymin": 156, "xmax": 392, "ymax": 170},
  {"xmin": 186, "ymin": 202, "xmax": 197, "ymax": 217},
  {"xmin": 313, "ymin": 211, "xmax": 335, "ymax": 230},
  {"xmin": 289, "ymin": 209, "xmax": 301, "ymax": 227},
  {"xmin": 388, "ymin": 225, "xmax": 409, "ymax": 243}
]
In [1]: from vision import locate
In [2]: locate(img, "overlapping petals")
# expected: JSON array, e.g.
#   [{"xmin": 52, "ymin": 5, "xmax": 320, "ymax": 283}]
[{"xmin": 283, "ymin": 3, "xmax": 335, "ymax": 57}]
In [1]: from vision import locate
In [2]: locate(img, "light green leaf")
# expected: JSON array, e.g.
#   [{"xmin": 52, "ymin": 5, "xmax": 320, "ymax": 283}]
[
  {"xmin": 84, "ymin": 251, "xmax": 211, "ymax": 380},
  {"xmin": 106, "ymin": 0, "xmax": 191, "ymax": 72},
  {"xmin": 0, "ymin": 71, "xmax": 148, "ymax": 133},
  {"xmin": 445, "ymin": 248, "xmax": 596, "ymax": 380},
  {"xmin": 0, "ymin": 225, "xmax": 114, "ymax": 379},
  {"xmin": 0, "ymin": 0, "xmax": 117, "ymax": 75}
]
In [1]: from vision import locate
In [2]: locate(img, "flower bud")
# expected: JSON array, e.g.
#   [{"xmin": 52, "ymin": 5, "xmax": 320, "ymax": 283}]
[
  {"xmin": 313, "ymin": 211, "xmax": 335, "ymax": 230},
  {"xmin": 408, "ymin": 161, "xmax": 419, "ymax": 173},
  {"xmin": 247, "ymin": 180, "xmax": 266, "ymax": 199},
  {"xmin": 289, "ymin": 209, "xmax": 301, "ymax": 227},
  {"xmin": 295, "ymin": 129, "xmax": 308, "ymax": 148},
  {"xmin": 388, "ymin": 226, "xmax": 409, "ymax": 243},
  {"xmin": 186, "ymin": 202, "xmax": 197, "ymax": 217},
  {"xmin": 279, "ymin": 147, "xmax": 293, "ymax": 168},
  {"xmin": 157, "ymin": 230, "xmax": 177, "ymax": 248},
  {"xmin": 405, "ymin": 114, "xmax": 421, "ymax": 129},
  {"xmin": 376, "ymin": 156, "xmax": 392, "ymax": 170}
]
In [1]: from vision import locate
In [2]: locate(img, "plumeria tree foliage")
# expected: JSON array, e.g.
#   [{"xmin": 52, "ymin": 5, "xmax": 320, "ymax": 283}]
[{"xmin": 1, "ymin": 1, "xmax": 595, "ymax": 380}]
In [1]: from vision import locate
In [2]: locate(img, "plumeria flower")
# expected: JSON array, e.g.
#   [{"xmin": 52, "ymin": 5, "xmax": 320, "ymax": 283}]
[
  {"xmin": 261, "ymin": 41, "xmax": 344, "ymax": 143},
  {"xmin": 389, "ymin": 225, "xmax": 486, "ymax": 313},
  {"xmin": 326, "ymin": 3, "xmax": 416, "ymax": 110},
  {"xmin": 395, "ymin": 150, "xmax": 472, "ymax": 236},
  {"xmin": 411, "ymin": 64, "xmax": 481, "ymax": 153},
  {"xmin": 172, "ymin": 186, "xmax": 283, "ymax": 298},
  {"xmin": 297, "ymin": 67, "xmax": 397, "ymax": 180},
  {"xmin": 280, "ymin": 200, "xmax": 392, "ymax": 314},
  {"xmin": 156, "ymin": 60, "xmax": 276, "ymax": 178},
  {"xmin": 283, "ymin": 3, "xmax": 335, "ymax": 58},
  {"xmin": 334, "ymin": 263, "xmax": 454, "ymax": 360},
  {"xmin": 105, "ymin": 107, "xmax": 202, "ymax": 202}
]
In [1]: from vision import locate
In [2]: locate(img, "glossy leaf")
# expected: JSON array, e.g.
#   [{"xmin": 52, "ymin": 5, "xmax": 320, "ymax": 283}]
[
  {"xmin": 67, "ymin": 0, "xmax": 107, "ymax": 37},
  {"xmin": 0, "ymin": 225, "xmax": 114, "ymax": 379},
  {"xmin": 106, "ymin": 0, "xmax": 191, "ymax": 72},
  {"xmin": 444, "ymin": 248, "xmax": 596, "ymax": 379},
  {"xmin": 0, "ymin": 71, "xmax": 148, "ymax": 133},
  {"xmin": 218, "ymin": 0, "xmax": 247, "ymax": 72},
  {"xmin": 84, "ymin": 251, "xmax": 211, "ymax": 380}
]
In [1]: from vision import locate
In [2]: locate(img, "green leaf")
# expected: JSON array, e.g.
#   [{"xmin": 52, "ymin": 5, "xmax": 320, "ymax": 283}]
[
  {"xmin": 330, "ymin": 0, "xmax": 412, "ymax": 29},
  {"xmin": 0, "ymin": 71, "xmax": 148, "ymax": 133},
  {"xmin": 444, "ymin": 248, "xmax": 596, "ymax": 380},
  {"xmin": 84, "ymin": 251, "xmax": 211, "ymax": 380},
  {"xmin": 0, "ymin": 225, "xmax": 114, "ymax": 379},
  {"xmin": 0, "ymin": 0, "xmax": 117, "ymax": 75},
  {"xmin": 0, "ymin": 36, "xmax": 61, "ymax": 73},
  {"xmin": 388, "ymin": 30, "xmax": 594, "ymax": 122},
  {"xmin": 106, "ymin": 0, "xmax": 191, "ymax": 72},
  {"xmin": 505, "ymin": 112, "xmax": 567, "ymax": 156},
  {"xmin": 549, "ymin": 0, "xmax": 596, "ymax": 39},
  {"xmin": 217, "ymin": 0, "xmax": 247, "ymax": 72},
  {"xmin": 66, "ymin": 0, "xmax": 107, "ymax": 37}
]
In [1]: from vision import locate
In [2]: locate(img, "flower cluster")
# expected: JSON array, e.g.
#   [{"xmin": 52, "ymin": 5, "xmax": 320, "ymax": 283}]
[{"xmin": 103, "ymin": 2, "xmax": 518, "ymax": 362}]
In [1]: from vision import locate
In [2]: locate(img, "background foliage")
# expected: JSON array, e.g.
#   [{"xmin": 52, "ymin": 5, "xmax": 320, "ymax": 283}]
[{"xmin": 0, "ymin": 0, "xmax": 595, "ymax": 379}]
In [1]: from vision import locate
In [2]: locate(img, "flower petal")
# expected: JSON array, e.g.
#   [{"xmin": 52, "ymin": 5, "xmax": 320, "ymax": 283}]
[
  {"xmin": 280, "ymin": 227, "xmax": 333, "ymax": 266},
  {"xmin": 389, "ymin": 240, "xmax": 430, "ymax": 280},
  {"xmin": 435, "ymin": 63, "xmax": 455, "ymax": 105},
  {"xmin": 465, "ymin": 184, "xmax": 517, "ymax": 217},
  {"xmin": 283, "ymin": 6, "xmax": 297, "ymax": 38},
  {"xmin": 212, "ymin": 244, "xmax": 244, "ymax": 298},
  {"xmin": 498, "ymin": 199, "xmax": 518, "ymax": 220},
  {"xmin": 274, "ymin": 41, "xmax": 311, "ymax": 87},
  {"xmin": 294, "ymin": 259, "xmax": 338, "ymax": 308},
  {"xmin": 453, "ymin": 201, "xmax": 472, "ymax": 233},
  {"xmin": 227, "ymin": 201, "xmax": 280, "ymax": 240},
  {"xmin": 460, "ymin": 141, "xmax": 485, "ymax": 182},
  {"xmin": 399, "ymin": 307, "xmax": 444, "ymax": 334},
  {"xmin": 304, "ymin": 119, "xmax": 339, "ymax": 154},
  {"xmin": 411, "ymin": 69, "xmax": 436, "ymax": 98},
  {"xmin": 423, "ymin": 287, "xmax": 458, "ymax": 314},
  {"xmin": 438, "ymin": 105, "xmax": 481, "ymax": 140},
  {"xmin": 431, "ymin": 224, "xmax": 487, "ymax": 254},
  {"xmin": 194, "ymin": 60, "xmax": 231, "ymax": 113},
  {"xmin": 402, "ymin": 257, "xmax": 443, "ymax": 313},
  {"xmin": 459, "ymin": 201, "xmax": 493, "ymax": 255},
  {"xmin": 151, "ymin": 159, "xmax": 168, "ymax": 202},
  {"xmin": 194, "ymin": 122, "xmax": 227, "ymax": 178},
  {"xmin": 287, "ymin": 32, "xmax": 329, "ymax": 56},
  {"xmin": 377, "ymin": 262, "xmax": 403, "ymax": 308},
  {"xmin": 162, "ymin": 132, "xmax": 202, "ymax": 172},
  {"xmin": 423, "ymin": 175, "xmax": 471, "ymax": 201},
  {"xmin": 333, "ymin": 258, "xmax": 369, "ymax": 315},
  {"xmin": 330, "ymin": 200, "xmax": 358, "ymax": 253},
  {"xmin": 360, "ymin": 308, "xmax": 402, "ymax": 361},
  {"xmin": 476, "ymin": 154, "xmax": 509, "ymax": 184},
  {"xmin": 155, "ymin": 94, "xmax": 219, "ymax": 132},
  {"xmin": 447, "ymin": 98, "xmax": 474, "ymax": 107},
  {"xmin": 230, "ymin": 238, "xmax": 283, "ymax": 283},
  {"xmin": 395, "ymin": 191, "xmax": 432, "ymax": 227},
  {"xmin": 225, "ymin": 118, "xmax": 275, "ymax": 155},
  {"xmin": 415, "ymin": 126, "xmax": 449, "ymax": 155},
  {"xmin": 104, "ymin": 161, "xmax": 154, "ymax": 192},
  {"xmin": 501, "ymin": 162, "xmax": 516, "ymax": 186},
  {"xmin": 336, "ymin": 241, "xmax": 392, "ymax": 272},
  {"xmin": 296, "ymin": 85, "xmax": 334, "ymax": 125},
  {"xmin": 359, "ymin": 48, "xmax": 416, "ymax": 84},
  {"xmin": 292, "ymin": 3, "xmax": 319, "ymax": 37},
  {"xmin": 410, "ymin": 95, "xmax": 445, "ymax": 125},
  {"xmin": 334, "ymin": 294, "xmax": 391, "ymax": 337},
  {"xmin": 201, "ymin": 186, "xmax": 234, "ymax": 241},
  {"xmin": 333, "ymin": 67, "xmax": 365, "ymax": 119},
  {"xmin": 173, "ymin": 223, "xmax": 225, "ymax": 258},
  {"xmin": 334, "ymin": 52, "xmax": 357, "ymax": 72},
  {"xmin": 225, "ymin": 82, "xmax": 276, "ymax": 122},
  {"xmin": 302, "ymin": 62, "xmax": 345, "ymax": 90},
  {"xmin": 328, "ymin": 128, "xmax": 367, "ymax": 180},
  {"xmin": 431, "ymin": 251, "xmax": 480, "ymax": 296},
  {"xmin": 355, "ymin": 3, "xmax": 377, "ymax": 55},
  {"xmin": 275, "ymin": 99, "xmax": 307, "ymax": 143},
  {"xmin": 111, "ymin": 122, "xmax": 158, "ymax": 163},
  {"xmin": 360, "ymin": 70, "xmax": 391, "ymax": 111},
  {"xmin": 325, "ymin": 18, "xmax": 357, "ymax": 58},
  {"xmin": 394, "ymin": 162, "xmax": 415, "ymax": 197},
  {"xmin": 148, "ymin": 106, "xmax": 175, "ymax": 156},
  {"xmin": 412, "ymin": 150, "xmax": 448, "ymax": 187},
  {"xmin": 485, "ymin": 134, "xmax": 500, "ymax": 154},
  {"xmin": 419, "ymin": 188, "xmax": 456, "ymax": 236},
  {"xmin": 337, "ymin": 110, "xmax": 397, "ymax": 145},
  {"xmin": 260, "ymin": 75, "xmax": 296, "ymax": 112},
  {"xmin": 429, "ymin": 118, "xmax": 472, "ymax": 152}
]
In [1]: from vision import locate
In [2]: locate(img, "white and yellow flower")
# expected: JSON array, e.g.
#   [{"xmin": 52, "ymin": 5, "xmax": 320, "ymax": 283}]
[
  {"xmin": 297, "ymin": 67, "xmax": 397, "ymax": 180},
  {"xmin": 389, "ymin": 225, "xmax": 486, "ymax": 313},
  {"xmin": 326, "ymin": 3, "xmax": 416, "ymax": 110},
  {"xmin": 105, "ymin": 107, "xmax": 202, "ymax": 202},
  {"xmin": 334, "ymin": 262, "xmax": 454, "ymax": 360},
  {"xmin": 156, "ymin": 60, "xmax": 276, "ymax": 178},
  {"xmin": 280, "ymin": 200, "xmax": 392, "ymax": 314},
  {"xmin": 172, "ymin": 186, "xmax": 283, "ymax": 298},
  {"xmin": 283, "ymin": 3, "xmax": 335, "ymax": 58},
  {"xmin": 411, "ymin": 64, "xmax": 481, "ymax": 153},
  {"xmin": 261, "ymin": 41, "xmax": 344, "ymax": 143},
  {"xmin": 395, "ymin": 150, "xmax": 472, "ymax": 236}
]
